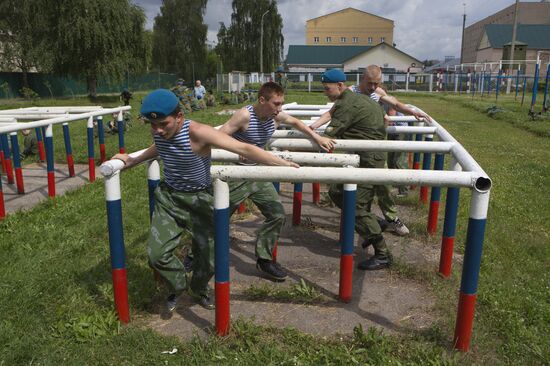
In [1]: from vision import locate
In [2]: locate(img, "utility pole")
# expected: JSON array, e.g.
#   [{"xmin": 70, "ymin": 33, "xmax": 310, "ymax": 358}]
[
  {"xmin": 506, "ymin": 0, "xmax": 520, "ymax": 94},
  {"xmin": 260, "ymin": 9, "xmax": 270, "ymax": 75},
  {"xmin": 460, "ymin": 3, "xmax": 466, "ymax": 65}
]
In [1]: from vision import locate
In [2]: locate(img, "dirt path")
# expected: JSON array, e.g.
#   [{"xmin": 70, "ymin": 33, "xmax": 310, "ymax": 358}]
[{"xmin": 148, "ymin": 183, "xmax": 461, "ymax": 340}]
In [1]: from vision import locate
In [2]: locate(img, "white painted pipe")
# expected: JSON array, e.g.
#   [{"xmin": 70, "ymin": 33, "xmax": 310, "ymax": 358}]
[
  {"xmin": 0, "ymin": 114, "xmax": 68, "ymax": 120},
  {"xmin": 211, "ymin": 149, "xmax": 360, "ymax": 167},
  {"xmin": 282, "ymin": 103, "xmax": 333, "ymax": 110},
  {"xmin": 0, "ymin": 106, "xmax": 131, "ymax": 134},
  {"xmin": 99, "ymin": 148, "xmax": 150, "ymax": 177},
  {"xmin": 0, "ymin": 106, "xmax": 104, "ymax": 113},
  {"xmin": 271, "ymin": 126, "xmax": 436, "ymax": 138},
  {"xmin": 268, "ymin": 139, "xmax": 454, "ymax": 153},
  {"xmin": 211, "ymin": 165, "xmax": 489, "ymax": 191},
  {"xmin": 284, "ymin": 110, "xmax": 330, "ymax": 116}
]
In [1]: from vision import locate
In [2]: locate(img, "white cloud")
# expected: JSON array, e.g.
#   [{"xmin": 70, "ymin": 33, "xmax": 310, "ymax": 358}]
[{"xmin": 132, "ymin": 0, "xmax": 534, "ymax": 61}]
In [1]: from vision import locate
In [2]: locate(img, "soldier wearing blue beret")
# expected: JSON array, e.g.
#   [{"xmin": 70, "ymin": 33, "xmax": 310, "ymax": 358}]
[
  {"xmin": 313, "ymin": 69, "xmax": 394, "ymax": 270},
  {"xmin": 113, "ymin": 89, "xmax": 299, "ymax": 312}
]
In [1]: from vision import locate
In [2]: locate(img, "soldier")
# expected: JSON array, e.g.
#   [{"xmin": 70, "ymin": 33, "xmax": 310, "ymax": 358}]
[
  {"xmin": 120, "ymin": 88, "xmax": 132, "ymax": 106},
  {"xmin": 20, "ymin": 129, "xmax": 38, "ymax": 159},
  {"xmin": 205, "ymin": 91, "xmax": 216, "ymax": 107},
  {"xmin": 218, "ymin": 81, "xmax": 335, "ymax": 281},
  {"xmin": 274, "ymin": 67, "xmax": 288, "ymax": 91},
  {"xmin": 113, "ymin": 89, "xmax": 298, "ymax": 312},
  {"xmin": 317, "ymin": 69, "xmax": 392, "ymax": 270}
]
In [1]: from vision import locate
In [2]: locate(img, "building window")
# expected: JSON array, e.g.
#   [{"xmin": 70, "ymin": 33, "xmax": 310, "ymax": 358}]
[
  {"xmin": 380, "ymin": 37, "xmax": 385, "ymax": 43},
  {"xmin": 352, "ymin": 37, "xmax": 358, "ymax": 43},
  {"xmin": 326, "ymin": 36, "xmax": 332, "ymax": 43},
  {"xmin": 340, "ymin": 37, "xmax": 346, "ymax": 43},
  {"xmin": 313, "ymin": 36, "xmax": 319, "ymax": 43},
  {"xmin": 368, "ymin": 37, "xmax": 373, "ymax": 44}
]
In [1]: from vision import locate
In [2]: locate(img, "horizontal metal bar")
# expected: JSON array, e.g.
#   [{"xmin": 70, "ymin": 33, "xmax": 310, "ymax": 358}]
[
  {"xmin": 272, "ymin": 126, "xmax": 437, "ymax": 138},
  {"xmin": 211, "ymin": 165, "xmax": 481, "ymax": 189},
  {"xmin": 268, "ymin": 139, "xmax": 454, "ymax": 153},
  {"xmin": 211, "ymin": 150, "xmax": 360, "ymax": 167}
]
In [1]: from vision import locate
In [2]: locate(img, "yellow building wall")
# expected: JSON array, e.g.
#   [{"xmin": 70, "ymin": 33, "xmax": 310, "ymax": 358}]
[{"xmin": 306, "ymin": 8, "xmax": 394, "ymax": 46}]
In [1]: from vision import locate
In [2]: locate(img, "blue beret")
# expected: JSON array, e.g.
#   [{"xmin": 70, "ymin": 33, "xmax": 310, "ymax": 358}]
[
  {"xmin": 321, "ymin": 69, "xmax": 346, "ymax": 83},
  {"xmin": 140, "ymin": 89, "xmax": 179, "ymax": 119}
]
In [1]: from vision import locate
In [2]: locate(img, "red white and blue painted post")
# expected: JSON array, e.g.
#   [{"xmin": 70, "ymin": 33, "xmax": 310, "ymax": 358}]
[
  {"xmin": 339, "ymin": 183, "xmax": 357, "ymax": 303},
  {"xmin": 454, "ymin": 189, "xmax": 490, "ymax": 352},
  {"xmin": 439, "ymin": 157, "xmax": 461, "ymax": 277},
  {"xmin": 86, "ymin": 117, "xmax": 96, "ymax": 182},
  {"xmin": 419, "ymin": 133, "xmax": 434, "ymax": 203},
  {"xmin": 1, "ymin": 134, "xmax": 14, "ymax": 184},
  {"xmin": 62, "ymin": 123, "xmax": 75, "ymax": 177},
  {"xmin": 271, "ymin": 181, "xmax": 281, "ymax": 262},
  {"xmin": 427, "ymin": 153, "xmax": 445, "ymax": 235},
  {"xmin": 312, "ymin": 182, "xmax": 320, "ymax": 204},
  {"xmin": 9, "ymin": 132, "xmax": 24, "ymax": 194},
  {"xmin": 97, "ymin": 116, "xmax": 106, "ymax": 163},
  {"xmin": 0, "ymin": 136, "xmax": 5, "ymax": 173},
  {"xmin": 35, "ymin": 127, "xmax": 46, "ymax": 162},
  {"xmin": 0, "ymin": 176, "xmax": 5, "ymax": 219},
  {"xmin": 147, "ymin": 160, "xmax": 160, "ymax": 220},
  {"xmin": 104, "ymin": 170, "xmax": 130, "ymax": 323},
  {"xmin": 117, "ymin": 112, "xmax": 125, "ymax": 154},
  {"xmin": 292, "ymin": 182, "xmax": 303, "ymax": 226},
  {"xmin": 213, "ymin": 179, "xmax": 231, "ymax": 336},
  {"xmin": 411, "ymin": 129, "xmax": 422, "ymax": 190},
  {"xmin": 44, "ymin": 124, "xmax": 56, "ymax": 197}
]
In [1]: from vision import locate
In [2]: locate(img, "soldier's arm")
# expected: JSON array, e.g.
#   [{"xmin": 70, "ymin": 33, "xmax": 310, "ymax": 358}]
[
  {"xmin": 308, "ymin": 106, "xmax": 334, "ymax": 130},
  {"xmin": 218, "ymin": 107, "xmax": 250, "ymax": 135},
  {"xmin": 379, "ymin": 94, "xmax": 432, "ymax": 122},
  {"xmin": 276, "ymin": 112, "xmax": 335, "ymax": 152}
]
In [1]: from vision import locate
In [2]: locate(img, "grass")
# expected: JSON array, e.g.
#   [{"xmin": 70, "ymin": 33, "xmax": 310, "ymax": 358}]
[
  {"xmin": 243, "ymin": 279, "xmax": 326, "ymax": 304},
  {"xmin": 1, "ymin": 90, "xmax": 550, "ymax": 364}
]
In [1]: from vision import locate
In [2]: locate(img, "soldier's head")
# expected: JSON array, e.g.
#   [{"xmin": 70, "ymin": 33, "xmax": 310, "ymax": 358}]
[
  {"xmin": 361, "ymin": 65, "xmax": 383, "ymax": 94},
  {"xmin": 257, "ymin": 82, "xmax": 284, "ymax": 118},
  {"xmin": 140, "ymin": 89, "xmax": 183, "ymax": 140},
  {"xmin": 22, "ymin": 129, "xmax": 31, "ymax": 136},
  {"xmin": 321, "ymin": 69, "xmax": 347, "ymax": 101},
  {"xmin": 195, "ymin": 80, "xmax": 201, "ymax": 87}
]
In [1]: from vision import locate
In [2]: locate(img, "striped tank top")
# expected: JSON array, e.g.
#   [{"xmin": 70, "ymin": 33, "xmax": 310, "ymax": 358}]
[
  {"xmin": 232, "ymin": 105, "xmax": 276, "ymax": 149},
  {"xmin": 153, "ymin": 119, "xmax": 211, "ymax": 191}
]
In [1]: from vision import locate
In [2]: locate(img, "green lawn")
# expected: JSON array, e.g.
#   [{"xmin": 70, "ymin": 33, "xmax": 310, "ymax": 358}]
[{"xmin": 0, "ymin": 91, "xmax": 549, "ymax": 364}]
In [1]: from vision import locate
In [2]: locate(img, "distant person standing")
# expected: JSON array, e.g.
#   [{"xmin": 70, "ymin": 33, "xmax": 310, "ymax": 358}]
[
  {"xmin": 194, "ymin": 80, "xmax": 206, "ymax": 100},
  {"xmin": 274, "ymin": 67, "xmax": 288, "ymax": 91},
  {"xmin": 120, "ymin": 88, "xmax": 133, "ymax": 106}
]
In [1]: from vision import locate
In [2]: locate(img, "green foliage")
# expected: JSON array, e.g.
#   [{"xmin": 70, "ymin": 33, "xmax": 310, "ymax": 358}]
[
  {"xmin": 244, "ymin": 279, "xmax": 324, "ymax": 303},
  {"xmin": 0, "ymin": 82, "xmax": 12, "ymax": 98},
  {"xmin": 152, "ymin": 0, "xmax": 208, "ymax": 80},
  {"xmin": 215, "ymin": 0, "xmax": 284, "ymax": 72},
  {"xmin": 43, "ymin": 0, "xmax": 148, "ymax": 96},
  {"xmin": 53, "ymin": 311, "xmax": 121, "ymax": 343},
  {"xmin": 19, "ymin": 87, "xmax": 39, "ymax": 100}
]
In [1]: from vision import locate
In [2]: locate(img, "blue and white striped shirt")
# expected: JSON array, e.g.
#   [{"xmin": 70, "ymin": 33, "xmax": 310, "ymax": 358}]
[
  {"xmin": 351, "ymin": 84, "xmax": 407, "ymax": 126},
  {"xmin": 153, "ymin": 119, "xmax": 211, "ymax": 191},
  {"xmin": 232, "ymin": 105, "xmax": 275, "ymax": 149}
]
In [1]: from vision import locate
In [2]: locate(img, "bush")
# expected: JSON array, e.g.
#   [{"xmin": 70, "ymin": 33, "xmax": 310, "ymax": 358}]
[{"xmin": 19, "ymin": 87, "xmax": 40, "ymax": 100}]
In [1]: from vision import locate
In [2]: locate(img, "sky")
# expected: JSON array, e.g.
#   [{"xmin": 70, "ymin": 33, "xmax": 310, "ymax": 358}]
[{"xmin": 131, "ymin": 0, "xmax": 537, "ymax": 61}]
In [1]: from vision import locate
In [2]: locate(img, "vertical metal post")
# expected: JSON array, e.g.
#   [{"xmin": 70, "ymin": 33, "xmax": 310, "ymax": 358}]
[
  {"xmin": 439, "ymin": 157, "xmax": 461, "ymax": 277},
  {"xmin": 97, "ymin": 116, "xmax": 106, "ymax": 163},
  {"xmin": 0, "ymin": 173, "xmax": 5, "ymax": 219},
  {"xmin": 292, "ymin": 183, "xmax": 303, "ymax": 226},
  {"xmin": 62, "ymin": 123, "xmax": 75, "ymax": 177},
  {"xmin": 454, "ymin": 189, "xmax": 490, "ymax": 351},
  {"xmin": 339, "ymin": 183, "xmax": 356, "ymax": 303},
  {"xmin": 117, "ymin": 112, "xmax": 125, "ymax": 154},
  {"xmin": 147, "ymin": 160, "xmax": 160, "ymax": 220},
  {"xmin": 0, "ymin": 134, "xmax": 14, "ymax": 184},
  {"xmin": 213, "ymin": 179, "xmax": 231, "ymax": 336},
  {"xmin": 35, "ymin": 127, "xmax": 46, "ymax": 162},
  {"xmin": 542, "ymin": 63, "xmax": 550, "ymax": 113},
  {"xmin": 104, "ymin": 171, "xmax": 130, "ymax": 323},
  {"xmin": 44, "ymin": 124, "xmax": 55, "ymax": 197},
  {"xmin": 427, "ymin": 153, "xmax": 445, "ymax": 234},
  {"xmin": 530, "ymin": 61, "xmax": 541, "ymax": 115},
  {"xmin": 87, "ymin": 117, "xmax": 95, "ymax": 182},
  {"xmin": 9, "ymin": 132, "xmax": 24, "ymax": 194},
  {"xmin": 419, "ymin": 134, "xmax": 433, "ymax": 203}
]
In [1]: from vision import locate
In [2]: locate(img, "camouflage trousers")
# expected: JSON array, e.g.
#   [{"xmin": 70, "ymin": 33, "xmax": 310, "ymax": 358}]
[
  {"xmin": 229, "ymin": 181, "xmax": 285, "ymax": 261},
  {"xmin": 148, "ymin": 182, "xmax": 214, "ymax": 296}
]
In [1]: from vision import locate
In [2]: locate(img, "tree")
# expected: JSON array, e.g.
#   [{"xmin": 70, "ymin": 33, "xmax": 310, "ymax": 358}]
[
  {"xmin": 215, "ymin": 0, "xmax": 284, "ymax": 73},
  {"xmin": 43, "ymin": 0, "xmax": 147, "ymax": 96},
  {"xmin": 151, "ymin": 0, "xmax": 208, "ymax": 81},
  {"xmin": 0, "ymin": 0, "xmax": 51, "ymax": 87}
]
